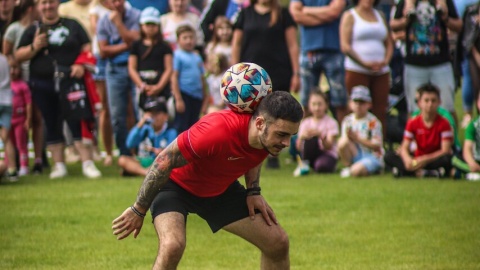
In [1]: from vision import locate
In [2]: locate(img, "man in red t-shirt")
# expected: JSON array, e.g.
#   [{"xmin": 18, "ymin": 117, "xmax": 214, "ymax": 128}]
[
  {"xmin": 384, "ymin": 84, "xmax": 453, "ymax": 178},
  {"xmin": 111, "ymin": 91, "xmax": 303, "ymax": 269}
]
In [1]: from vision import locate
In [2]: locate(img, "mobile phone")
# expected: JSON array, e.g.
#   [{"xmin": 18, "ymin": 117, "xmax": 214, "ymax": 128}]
[{"xmin": 39, "ymin": 24, "xmax": 49, "ymax": 35}]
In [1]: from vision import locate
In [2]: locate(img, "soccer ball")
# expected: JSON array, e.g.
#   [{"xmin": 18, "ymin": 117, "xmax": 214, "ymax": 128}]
[{"xmin": 220, "ymin": 62, "xmax": 273, "ymax": 113}]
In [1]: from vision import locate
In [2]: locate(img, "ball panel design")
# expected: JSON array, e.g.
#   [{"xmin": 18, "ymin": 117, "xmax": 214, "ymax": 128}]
[{"xmin": 220, "ymin": 62, "xmax": 273, "ymax": 113}]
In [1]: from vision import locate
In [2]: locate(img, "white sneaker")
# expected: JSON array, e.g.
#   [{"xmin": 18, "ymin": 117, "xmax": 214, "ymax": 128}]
[
  {"xmin": 83, "ymin": 161, "xmax": 101, "ymax": 179},
  {"xmin": 466, "ymin": 172, "xmax": 480, "ymax": 181},
  {"xmin": 50, "ymin": 163, "xmax": 67, "ymax": 179},
  {"xmin": 18, "ymin": 167, "xmax": 29, "ymax": 176},
  {"xmin": 340, "ymin": 167, "xmax": 351, "ymax": 178}
]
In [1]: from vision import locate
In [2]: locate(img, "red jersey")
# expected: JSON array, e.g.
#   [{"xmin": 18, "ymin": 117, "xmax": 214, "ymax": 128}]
[
  {"xmin": 403, "ymin": 114, "xmax": 453, "ymax": 157},
  {"xmin": 170, "ymin": 110, "xmax": 269, "ymax": 197}
]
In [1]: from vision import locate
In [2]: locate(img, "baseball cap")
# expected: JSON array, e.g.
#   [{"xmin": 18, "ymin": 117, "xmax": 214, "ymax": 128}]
[
  {"xmin": 140, "ymin": 7, "xmax": 161, "ymax": 24},
  {"xmin": 350, "ymin": 85, "xmax": 372, "ymax": 102},
  {"xmin": 144, "ymin": 99, "xmax": 168, "ymax": 113}
]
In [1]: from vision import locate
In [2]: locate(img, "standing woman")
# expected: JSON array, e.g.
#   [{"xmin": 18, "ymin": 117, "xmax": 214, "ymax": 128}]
[
  {"xmin": 15, "ymin": 0, "xmax": 101, "ymax": 179},
  {"xmin": 231, "ymin": 0, "xmax": 300, "ymax": 169},
  {"xmin": 231, "ymin": 0, "xmax": 300, "ymax": 94},
  {"xmin": 339, "ymin": 0, "xmax": 393, "ymax": 137}
]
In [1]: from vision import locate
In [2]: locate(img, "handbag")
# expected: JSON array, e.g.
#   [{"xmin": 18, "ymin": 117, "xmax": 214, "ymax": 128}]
[{"xmin": 55, "ymin": 65, "xmax": 93, "ymax": 120}]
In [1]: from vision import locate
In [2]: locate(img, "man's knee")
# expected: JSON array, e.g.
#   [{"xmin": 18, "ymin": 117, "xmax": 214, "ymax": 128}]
[
  {"xmin": 158, "ymin": 237, "xmax": 186, "ymax": 261},
  {"xmin": 263, "ymin": 229, "xmax": 289, "ymax": 259}
]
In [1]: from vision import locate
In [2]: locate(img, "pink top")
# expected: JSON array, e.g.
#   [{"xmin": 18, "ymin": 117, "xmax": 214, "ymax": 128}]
[
  {"xmin": 10, "ymin": 79, "xmax": 31, "ymax": 125},
  {"xmin": 298, "ymin": 115, "xmax": 339, "ymax": 158}
]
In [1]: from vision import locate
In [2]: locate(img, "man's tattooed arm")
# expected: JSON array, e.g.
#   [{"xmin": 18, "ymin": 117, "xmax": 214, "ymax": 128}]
[
  {"xmin": 244, "ymin": 163, "xmax": 262, "ymax": 188},
  {"xmin": 134, "ymin": 139, "xmax": 188, "ymax": 212}
]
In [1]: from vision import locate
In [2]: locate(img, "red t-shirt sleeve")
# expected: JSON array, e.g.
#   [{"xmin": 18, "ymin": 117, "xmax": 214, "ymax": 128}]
[
  {"xmin": 403, "ymin": 118, "xmax": 416, "ymax": 141},
  {"xmin": 439, "ymin": 118, "xmax": 453, "ymax": 141}
]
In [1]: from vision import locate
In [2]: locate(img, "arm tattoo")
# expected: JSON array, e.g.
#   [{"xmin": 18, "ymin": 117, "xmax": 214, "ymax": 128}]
[
  {"xmin": 244, "ymin": 164, "xmax": 261, "ymax": 188},
  {"xmin": 136, "ymin": 139, "xmax": 188, "ymax": 209}
]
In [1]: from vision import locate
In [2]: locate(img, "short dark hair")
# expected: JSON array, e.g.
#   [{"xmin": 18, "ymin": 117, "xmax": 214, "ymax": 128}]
[
  {"xmin": 417, "ymin": 84, "xmax": 441, "ymax": 99},
  {"xmin": 176, "ymin": 24, "xmax": 195, "ymax": 38},
  {"xmin": 253, "ymin": 91, "xmax": 303, "ymax": 124},
  {"xmin": 351, "ymin": 0, "xmax": 380, "ymax": 7}
]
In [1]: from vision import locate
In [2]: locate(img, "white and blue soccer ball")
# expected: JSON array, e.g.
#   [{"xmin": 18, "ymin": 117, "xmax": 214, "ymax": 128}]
[{"xmin": 220, "ymin": 62, "xmax": 273, "ymax": 113}]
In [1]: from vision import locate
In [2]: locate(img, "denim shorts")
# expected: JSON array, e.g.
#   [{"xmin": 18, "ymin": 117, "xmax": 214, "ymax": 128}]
[
  {"xmin": 299, "ymin": 50, "xmax": 347, "ymax": 107},
  {"xmin": 150, "ymin": 180, "xmax": 256, "ymax": 233},
  {"xmin": 0, "ymin": 105, "xmax": 12, "ymax": 130},
  {"xmin": 93, "ymin": 54, "xmax": 107, "ymax": 81},
  {"xmin": 352, "ymin": 147, "xmax": 383, "ymax": 174}
]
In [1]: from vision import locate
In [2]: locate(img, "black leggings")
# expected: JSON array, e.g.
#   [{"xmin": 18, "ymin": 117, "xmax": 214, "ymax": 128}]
[{"xmin": 29, "ymin": 77, "xmax": 82, "ymax": 145}]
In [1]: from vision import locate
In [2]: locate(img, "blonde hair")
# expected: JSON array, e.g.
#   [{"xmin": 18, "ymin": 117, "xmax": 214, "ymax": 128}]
[{"xmin": 207, "ymin": 53, "xmax": 229, "ymax": 75}]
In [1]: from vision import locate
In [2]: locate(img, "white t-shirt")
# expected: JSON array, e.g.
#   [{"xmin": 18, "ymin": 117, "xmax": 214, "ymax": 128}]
[
  {"xmin": 89, "ymin": 3, "xmax": 112, "ymax": 55},
  {"xmin": 4, "ymin": 21, "xmax": 30, "ymax": 81}
]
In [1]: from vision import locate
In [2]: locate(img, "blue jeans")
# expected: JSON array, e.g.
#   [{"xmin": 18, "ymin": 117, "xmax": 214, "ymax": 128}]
[
  {"xmin": 106, "ymin": 64, "xmax": 136, "ymax": 156},
  {"xmin": 299, "ymin": 51, "xmax": 347, "ymax": 108}
]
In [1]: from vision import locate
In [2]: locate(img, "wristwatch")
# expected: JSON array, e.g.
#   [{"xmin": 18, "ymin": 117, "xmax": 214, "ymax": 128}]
[{"xmin": 412, "ymin": 159, "xmax": 418, "ymax": 167}]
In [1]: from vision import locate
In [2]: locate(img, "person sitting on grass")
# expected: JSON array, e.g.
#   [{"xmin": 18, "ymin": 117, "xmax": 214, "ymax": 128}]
[
  {"xmin": 384, "ymin": 84, "xmax": 453, "ymax": 178},
  {"xmin": 338, "ymin": 85, "xmax": 384, "ymax": 178},
  {"xmin": 118, "ymin": 101, "xmax": 177, "ymax": 177},
  {"xmin": 450, "ymin": 97, "xmax": 480, "ymax": 181},
  {"xmin": 295, "ymin": 89, "xmax": 339, "ymax": 173}
]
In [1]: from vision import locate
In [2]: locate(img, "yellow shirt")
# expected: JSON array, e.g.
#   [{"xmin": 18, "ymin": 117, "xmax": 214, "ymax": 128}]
[{"xmin": 59, "ymin": 1, "xmax": 93, "ymax": 39}]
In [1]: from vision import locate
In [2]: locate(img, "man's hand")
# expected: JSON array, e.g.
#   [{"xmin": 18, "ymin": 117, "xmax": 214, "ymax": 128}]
[
  {"xmin": 246, "ymin": 195, "xmax": 278, "ymax": 226},
  {"xmin": 109, "ymin": 10, "xmax": 122, "ymax": 26},
  {"xmin": 112, "ymin": 207, "xmax": 145, "ymax": 240}
]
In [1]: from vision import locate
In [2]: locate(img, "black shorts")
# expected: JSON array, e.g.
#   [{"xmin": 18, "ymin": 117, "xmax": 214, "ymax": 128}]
[{"xmin": 150, "ymin": 180, "xmax": 253, "ymax": 233}]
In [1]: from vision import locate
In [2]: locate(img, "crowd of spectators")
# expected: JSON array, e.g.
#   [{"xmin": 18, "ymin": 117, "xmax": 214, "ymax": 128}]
[{"xmin": 1, "ymin": 0, "xmax": 480, "ymax": 181}]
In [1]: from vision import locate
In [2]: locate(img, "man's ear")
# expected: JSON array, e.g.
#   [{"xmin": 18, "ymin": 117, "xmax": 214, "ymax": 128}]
[{"xmin": 255, "ymin": 116, "xmax": 265, "ymax": 131}]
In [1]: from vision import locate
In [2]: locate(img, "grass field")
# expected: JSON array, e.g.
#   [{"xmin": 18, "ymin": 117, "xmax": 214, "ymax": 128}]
[{"xmin": 1, "ymin": 153, "xmax": 479, "ymax": 270}]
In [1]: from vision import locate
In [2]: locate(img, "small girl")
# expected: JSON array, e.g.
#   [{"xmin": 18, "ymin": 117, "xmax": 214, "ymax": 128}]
[
  {"xmin": 8, "ymin": 59, "xmax": 31, "ymax": 176},
  {"xmin": 205, "ymin": 53, "xmax": 229, "ymax": 114},
  {"xmin": 128, "ymin": 7, "xmax": 173, "ymax": 114},
  {"xmin": 204, "ymin": 16, "xmax": 233, "ymax": 63},
  {"xmin": 296, "ymin": 89, "xmax": 339, "ymax": 173}
]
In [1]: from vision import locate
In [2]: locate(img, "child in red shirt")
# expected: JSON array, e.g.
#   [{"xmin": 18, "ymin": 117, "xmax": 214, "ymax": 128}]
[{"xmin": 384, "ymin": 84, "xmax": 453, "ymax": 178}]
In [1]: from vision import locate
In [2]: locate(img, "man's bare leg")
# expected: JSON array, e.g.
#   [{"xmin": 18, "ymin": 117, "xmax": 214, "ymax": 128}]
[{"xmin": 152, "ymin": 212, "xmax": 186, "ymax": 270}]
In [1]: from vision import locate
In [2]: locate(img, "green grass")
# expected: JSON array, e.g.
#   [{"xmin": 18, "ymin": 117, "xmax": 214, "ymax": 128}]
[{"xmin": 1, "ymin": 156, "xmax": 479, "ymax": 270}]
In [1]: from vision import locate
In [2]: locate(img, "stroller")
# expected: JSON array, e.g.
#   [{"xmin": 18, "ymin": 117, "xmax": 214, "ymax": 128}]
[{"xmin": 385, "ymin": 76, "xmax": 408, "ymax": 151}]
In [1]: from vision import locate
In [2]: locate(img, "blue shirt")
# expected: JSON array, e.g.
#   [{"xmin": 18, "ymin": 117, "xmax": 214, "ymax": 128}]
[
  {"xmin": 128, "ymin": 0, "xmax": 169, "ymax": 15},
  {"xmin": 173, "ymin": 49, "xmax": 205, "ymax": 99},
  {"xmin": 96, "ymin": 7, "xmax": 141, "ymax": 64},
  {"xmin": 291, "ymin": 0, "xmax": 342, "ymax": 52},
  {"xmin": 126, "ymin": 122, "xmax": 178, "ymax": 158}
]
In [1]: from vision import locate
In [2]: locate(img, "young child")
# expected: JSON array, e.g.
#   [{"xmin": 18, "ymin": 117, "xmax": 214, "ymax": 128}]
[
  {"xmin": 204, "ymin": 16, "xmax": 233, "ymax": 63},
  {"xmin": 451, "ymin": 96, "xmax": 480, "ymax": 180},
  {"xmin": 8, "ymin": 59, "xmax": 31, "ymax": 177},
  {"xmin": 338, "ymin": 85, "xmax": 384, "ymax": 178},
  {"xmin": 205, "ymin": 53, "xmax": 228, "ymax": 114},
  {"xmin": 171, "ymin": 25, "xmax": 209, "ymax": 133},
  {"xmin": 129, "ymin": 7, "xmax": 173, "ymax": 114},
  {"xmin": 118, "ymin": 100, "xmax": 177, "ymax": 177},
  {"xmin": 384, "ymin": 84, "xmax": 453, "ymax": 178},
  {"xmin": 296, "ymin": 90, "xmax": 339, "ymax": 173},
  {"xmin": 0, "ymin": 53, "xmax": 16, "ymax": 181}
]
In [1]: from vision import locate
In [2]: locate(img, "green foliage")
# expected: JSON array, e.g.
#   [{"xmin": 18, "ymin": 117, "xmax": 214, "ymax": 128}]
[{"xmin": 1, "ymin": 158, "xmax": 479, "ymax": 270}]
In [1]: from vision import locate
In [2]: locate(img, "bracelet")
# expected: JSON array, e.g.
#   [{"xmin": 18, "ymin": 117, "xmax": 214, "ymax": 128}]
[
  {"xmin": 246, "ymin": 186, "xmax": 261, "ymax": 196},
  {"xmin": 130, "ymin": 205, "xmax": 146, "ymax": 218}
]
